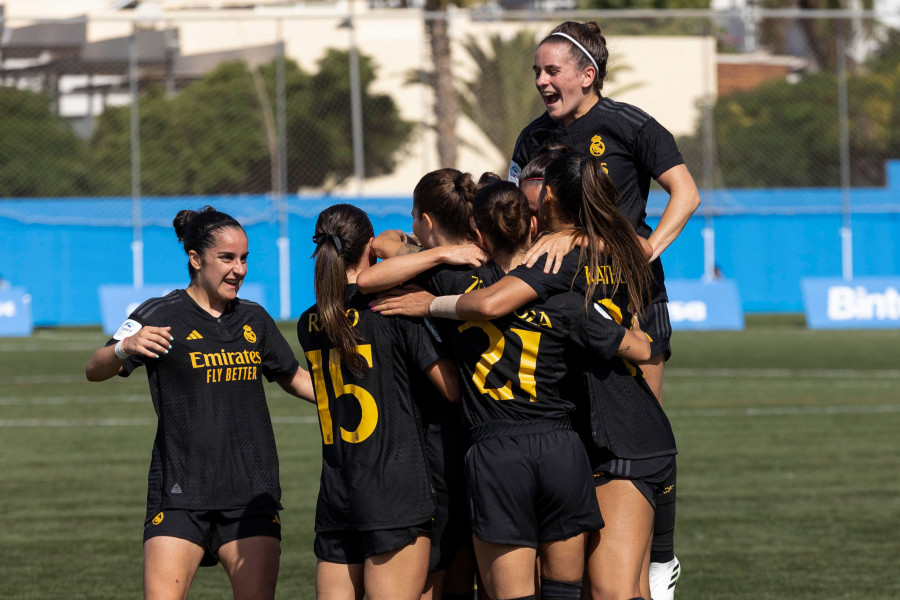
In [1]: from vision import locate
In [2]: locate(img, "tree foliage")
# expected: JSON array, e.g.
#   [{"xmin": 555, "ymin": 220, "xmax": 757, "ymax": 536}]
[
  {"xmin": 91, "ymin": 51, "xmax": 412, "ymax": 195},
  {"xmin": 0, "ymin": 49, "xmax": 411, "ymax": 197},
  {"xmin": 0, "ymin": 88, "xmax": 94, "ymax": 197},
  {"xmin": 458, "ymin": 31, "xmax": 547, "ymax": 160},
  {"xmin": 678, "ymin": 47, "xmax": 900, "ymax": 188}
]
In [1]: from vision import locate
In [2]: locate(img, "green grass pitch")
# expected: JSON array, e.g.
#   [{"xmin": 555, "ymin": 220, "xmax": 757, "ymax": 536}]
[{"xmin": 1, "ymin": 315, "xmax": 898, "ymax": 599}]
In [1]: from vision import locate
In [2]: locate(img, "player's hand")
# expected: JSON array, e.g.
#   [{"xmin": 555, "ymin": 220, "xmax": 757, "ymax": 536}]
[
  {"xmin": 522, "ymin": 230, "xmax": 593, "ymax": 273},
  {"xmin": 443, "ymin": 244, "xmax": 490, "ymax": 268},
  {"xmin": 121, "ymin": 326, "xmax": 173, "ymax": 359},
  {"xmin": 370, "ymin": 285, "xmax": 435, "ymax": 317}
]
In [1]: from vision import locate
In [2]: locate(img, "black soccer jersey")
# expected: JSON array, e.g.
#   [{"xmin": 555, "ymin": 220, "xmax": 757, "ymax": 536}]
[
  {"xmin": 424, "ymin": 263, "xmax": 627, "ymax": 432},
  {"xmin": 107, "ymin": 289, "xmax": 299, "ymax": 514},
  {"xmin": 297, "ymin": 284, "xmax": 442, "ymax": 532},
  {"xmin": 509, "ymin": 252, "xmax": 677, "ymax": 459},
  {"xmin": 509, "ymin": 97, "xmax": 684, "ymax": 240}
]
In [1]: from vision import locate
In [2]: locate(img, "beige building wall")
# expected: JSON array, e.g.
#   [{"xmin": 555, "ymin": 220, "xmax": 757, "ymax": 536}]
[{"xmin": 2, "ymin": 1, "xmax": 715, "ymax": 195}]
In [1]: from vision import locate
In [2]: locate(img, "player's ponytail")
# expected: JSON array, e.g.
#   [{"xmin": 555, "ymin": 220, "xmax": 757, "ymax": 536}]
[
  {"xmin": 544, "ymin": 152, "xmax": 651, "ymax": 315},
  {"xmin": 412, "ymin": 168, "xmax": 478, "ymax": 243},
  {"xmin": 173, "ymin": 206, "xmax": 244, "ymax": 278},
  {"xmin": 472, "ymin": 181, "xmax": 532, "ymax": 257},
  {"xmin": 311, "ymin": 204, "xmax": 374, "ymax": 377},
  {"xmin": 541, "ymin": 21, "xmax": 609, "ymax": 95}
]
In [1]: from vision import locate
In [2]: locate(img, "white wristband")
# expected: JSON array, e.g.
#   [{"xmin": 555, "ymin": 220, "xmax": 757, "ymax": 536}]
[
  {"xmin": 429, "ymin": 294, "xmax": 462, "ymax": 320},
  {"xmin": 114, "ymin": 340, "xmax": 130, "ymax": 360}
]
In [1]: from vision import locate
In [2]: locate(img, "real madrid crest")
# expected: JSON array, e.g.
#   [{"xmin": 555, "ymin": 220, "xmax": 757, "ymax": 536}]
[
  {"xmin": 590, "ymin": 134, "xmax": 605, "ymax": 157},
  {"xmin": 243, "ymin": 324, "xmax": 257, "ymax": 343}
]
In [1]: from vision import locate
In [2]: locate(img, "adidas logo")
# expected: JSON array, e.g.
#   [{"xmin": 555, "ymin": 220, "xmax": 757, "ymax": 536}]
[
  {"xmin": 171, "ymin": 483, "xmax": 183, "ymax": 494},
  {"xmin": 187, "ymin": 330, "xmax": 203, "ymax": 340}
]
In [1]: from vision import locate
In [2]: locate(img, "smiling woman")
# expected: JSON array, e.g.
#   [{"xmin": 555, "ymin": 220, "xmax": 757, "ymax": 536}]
[
  {"xmin": 509, "ymin": 20, "xmax": 702, "ymax": 600},
  {"xmin": 83, "ymin": 206, "xmax": 315, "ymax": 600}
]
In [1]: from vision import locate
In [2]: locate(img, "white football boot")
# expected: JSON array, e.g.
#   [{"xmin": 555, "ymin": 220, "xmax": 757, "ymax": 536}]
[{"xmin": 649, "ymin": 556, "xmax": 680, "ymax": 600}]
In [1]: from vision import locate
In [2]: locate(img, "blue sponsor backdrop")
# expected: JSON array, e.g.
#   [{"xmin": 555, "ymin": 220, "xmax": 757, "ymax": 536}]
[
  {"xmin": 801, "ymin": 277, "xmax": 900, "ymax": 329},
  {"xmin": 2, "ymin": 162, "xmax": 900, "ymax": 326},
  {"xmin": 0, "ymin": 287, "xmax": 33, "ymax": 336},
  {"xmin": 665, "ymin": 279, "xmax": 744, "ymax": 330}
]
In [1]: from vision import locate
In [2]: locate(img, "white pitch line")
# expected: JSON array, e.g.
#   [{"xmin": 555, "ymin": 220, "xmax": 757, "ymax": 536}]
[
  {"xmin": 0, "ymin": 395, "xmax": 147, "ymax": 406},
  {"xmin": 666, "ymin": 404, "xmax": 900, "ymax": 418},
  {"xmin": 0, "ymin": 342, "xmax": 102, "ymax": 352},
  {"xmin": 665, "ymin": 368, "xmax": 900, "ymax": 379},
  {"xmin": 0, "ymin": 375, "xmax": 91, "ymax": 384},
  {"xmin": 0, "ymin": 415, "xmax": 320, "ymax": 427}
]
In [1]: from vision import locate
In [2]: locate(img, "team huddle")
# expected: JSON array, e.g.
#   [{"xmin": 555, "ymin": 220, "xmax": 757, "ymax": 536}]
[{"xmin": 86, "ymin": 20, "xmax": 700, "ymax": 600}]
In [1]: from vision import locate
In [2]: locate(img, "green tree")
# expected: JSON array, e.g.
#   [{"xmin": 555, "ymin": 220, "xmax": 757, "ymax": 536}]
[
  {"xmin": 0, "ymin": 88, "xmax": 94, "ymax": 197},
  {"xmin": 90, "ymin": 51, "xmax": 412, "ymax": 195},
  {"xmin": 458, "ymin": 31, "xmax": 547, "ymax": 160},
  {"xmin": 677, "ymin": 59, "xmax": 900, "ymax": 188}
]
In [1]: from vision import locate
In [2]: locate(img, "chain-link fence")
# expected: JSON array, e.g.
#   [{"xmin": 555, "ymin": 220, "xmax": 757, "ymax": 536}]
[
  {"xmin": 2, "ymin": 6, "xmax": 900, "ymax": 323},
  {"xmin": 4, "ymin": 7, "xmax": 899, "ymax": 196}
]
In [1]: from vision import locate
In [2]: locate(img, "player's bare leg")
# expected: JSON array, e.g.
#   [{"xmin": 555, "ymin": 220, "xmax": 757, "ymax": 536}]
[
  {"xmin": 218, "ymin": 535, "xmax": 280, "ymax": 600},
  {"xmin": 143, "ymin": 536, "xmax": 205, "ymax": 600},
  {"xmin": 316, "ymin": 560, "xmax": 364, "ymax": 600},
  {"xmin": 586, "ymin": 481, "xmax": 654, "ymax": 600},
  {"xmin": 365, "ymin": 534, "xmax": 431, "ymax": 600},
  {"xmin": 539, "ymin": 533, "xmax": 588, "ymax": 599},
  {"xmin": 472, "ymin": 537, "xmax": 537, "ymax": 599}
]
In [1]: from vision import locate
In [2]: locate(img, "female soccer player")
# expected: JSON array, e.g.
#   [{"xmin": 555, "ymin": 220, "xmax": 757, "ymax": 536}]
[
  {"xmin": 367, "ymin": 180, "xmax": 656, "ymax": 600},
  {"xmin": 297, "ymin": 204, "xmax": 459, "ymax": 600},
  {"xmin": 85, "ymin": 206, "xmax": 314, "ymax": 600},
  {"xmin": 374, "ymin": 154, "xmax": 677, "ymax": 600},
  {"xmin": 509, "ymin": 22, "xmax": 699, "ymax": 594},
  {"xmin": 363, "ymin": 168, "xmax": 489, "ymax": 600}
]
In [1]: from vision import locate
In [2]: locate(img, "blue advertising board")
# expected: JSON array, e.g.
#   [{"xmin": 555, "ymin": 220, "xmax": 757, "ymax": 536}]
[
  {"xmin": 802, "ymin": 277, "xmax": 900, "ymax": 329},
  {"xmin": 665, "ymin": 279, "xmax": 744, "ymax": 331},
  {"xmin": 0, "ymin": 287, "xmax": 34, "ymax": 337},
  {"xmin": 98, "ymin": 283, "xmax": 266, "ymax": 335}
]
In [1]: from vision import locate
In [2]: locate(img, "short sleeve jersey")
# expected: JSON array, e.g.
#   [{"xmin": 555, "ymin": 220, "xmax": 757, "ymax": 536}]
[
  {"xmin": 108, "ymin": 289, "xmax": 299, "ymax": 513},
  {"xmin": 508, "ymin": 253, "xmax": 677, "ymax": 458},
  {"xmin": 425, "ymin": 263, "xmax": 627, "ymax": 432},
  {"xmin": 297, "ymin": 284, "xmax": 441, "ymax": 532},
  {"xmin": 509, "ymin": 97, "xmax": 684, "ymax": 239}
]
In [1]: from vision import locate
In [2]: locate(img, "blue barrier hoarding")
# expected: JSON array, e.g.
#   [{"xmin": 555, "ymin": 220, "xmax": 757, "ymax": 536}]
[
  {"xmin": 665, "ymin": 279, "xmax": 744, "ymax": 331},
  {"xmin": 0, "ymin": 287, "xmax": 34, "ymax": 337},
  {"xmin": 802, "ymin": 277, "xmax": 900, "ymax": 329},
  {"xmin": 98, "ymin": 283, "xmax": 266, "ymax": 336}
]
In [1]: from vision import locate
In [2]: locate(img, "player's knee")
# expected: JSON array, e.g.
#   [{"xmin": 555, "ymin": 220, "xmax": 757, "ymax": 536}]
[{"xmin": 540, "ymin": 577, "xmax": 581, "ymax": 600}]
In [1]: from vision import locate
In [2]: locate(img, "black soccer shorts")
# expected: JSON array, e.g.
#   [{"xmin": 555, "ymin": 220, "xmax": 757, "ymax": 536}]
[
  {"xmin": 591, "ymin": 449, "xmax": 676, "ymax": 510},
  {"xmin": 143, "ymin": 506, "xmax": 281, "ymax": 567},
  {"xmin": 465, "ymin": 424, "xmax": 604, "ymax": 547},
  {"xmin": 314, "ymin": 522, "xmax": 432, "ymax": 564}
]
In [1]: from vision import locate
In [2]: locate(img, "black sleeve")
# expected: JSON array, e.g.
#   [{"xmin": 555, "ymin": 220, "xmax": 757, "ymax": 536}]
[
  {"xmin": 566, "ymin": 301, "xmax": 627, "ymax": 361},
  {"xmin": 507, "ymin": 253, "xmax": 581, "ymax": 300},
  {"xmin": 396, "ymin": 317, "xmax": 444, "ymax": 372},
  {"xmin": 636, "ymin": 118, "xmax": 684, "ymax": 179},
  {"xmin": 259, "ymin": 311, "xmax": 300, "ymax": 382}
]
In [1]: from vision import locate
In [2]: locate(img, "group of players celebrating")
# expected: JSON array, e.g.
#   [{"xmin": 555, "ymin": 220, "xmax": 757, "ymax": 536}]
[{"xmin": 86, "ymin": 19, "xmax": 700, "ymax": 600}]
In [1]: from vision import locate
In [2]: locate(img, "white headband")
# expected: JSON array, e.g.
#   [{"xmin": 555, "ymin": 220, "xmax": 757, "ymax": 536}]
[{"xmin": 551, "ymin": 32, "xmax": 599, "ymax": 78}]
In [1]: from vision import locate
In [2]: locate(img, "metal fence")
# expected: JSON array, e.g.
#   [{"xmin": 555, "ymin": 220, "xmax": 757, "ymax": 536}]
[{"xmin": 2, "ymin": 6, "xmax": 900, "ymax": 318}]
